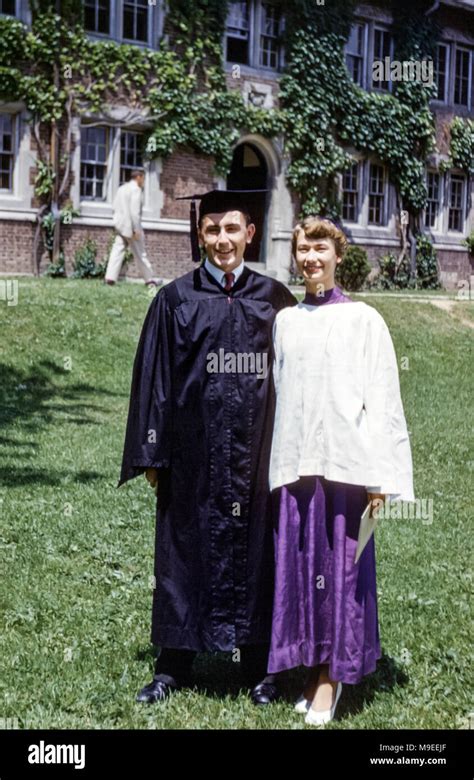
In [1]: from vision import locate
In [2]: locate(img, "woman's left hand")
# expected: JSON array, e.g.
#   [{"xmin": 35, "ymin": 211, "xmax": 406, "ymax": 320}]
[{"xmin": 367, "ymin": 492, "xmax": 386, "ymax": 518}]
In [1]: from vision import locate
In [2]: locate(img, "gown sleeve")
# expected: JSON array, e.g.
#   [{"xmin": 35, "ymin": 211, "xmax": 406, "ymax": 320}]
[
  {"xmin": 280, "ymin": 285, "xmax": 298, "ymax": 310},
  {"xmin": 363, "ymin": 308, "xmax": 415, "ymax": 503},
  {"xmin": 118, "ymin": 288, "xmax": 173, "ymax": 487}
]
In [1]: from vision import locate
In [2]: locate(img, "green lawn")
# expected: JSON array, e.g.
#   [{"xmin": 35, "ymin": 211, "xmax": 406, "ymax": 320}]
[{"xmin": 0, "ymin": 279, "xmax": 472, "ymax": 729}]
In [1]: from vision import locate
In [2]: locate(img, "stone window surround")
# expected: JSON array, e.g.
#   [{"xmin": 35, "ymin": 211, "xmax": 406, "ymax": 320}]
[
  {"xmin": 432, "ymin": 39, "xmax": 474, "ymax": 111},
  {"xmin": 423, "ymin": 167, "xmax": 472, "ymax": 241},
  {"xmin": 84, "ymin": 0, "xmax": 163, "ymax": 49},
  {"xmin": 0, "ymin": 105, "xmax": 36, "ymax": 221}
]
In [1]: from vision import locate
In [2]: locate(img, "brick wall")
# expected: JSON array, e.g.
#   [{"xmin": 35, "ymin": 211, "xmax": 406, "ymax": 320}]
[
  {"xmin": 160, "ymin": 150, "xmax": 217, "ymax": 219},
  {"xmin": 0, "ymin": 221, "xmax": 38, "ymax": 276},
  {"xmin": 0, "ymin": 219, "xmax": 470, "ymax": 288},
  {"xmin": 58, "ymin": 224, "xmax": 195, "ymax": 280}
]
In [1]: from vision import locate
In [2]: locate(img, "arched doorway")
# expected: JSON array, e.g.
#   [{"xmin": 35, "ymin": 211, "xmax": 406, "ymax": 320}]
[{"xmin": 227, "ymin": 142, "xmax": 268, "ymax": 263}]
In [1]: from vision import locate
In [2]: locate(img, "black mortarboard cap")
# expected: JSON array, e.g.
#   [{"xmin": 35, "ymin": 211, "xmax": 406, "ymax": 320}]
[{"xmin": 176, "ymin": 189, "xmax": 268, "ymax": 263}]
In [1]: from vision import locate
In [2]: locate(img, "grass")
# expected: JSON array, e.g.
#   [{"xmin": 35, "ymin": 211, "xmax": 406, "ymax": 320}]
[{"xmin": 0, "ymin": 279, "xmax": 472, "ymax": 730}]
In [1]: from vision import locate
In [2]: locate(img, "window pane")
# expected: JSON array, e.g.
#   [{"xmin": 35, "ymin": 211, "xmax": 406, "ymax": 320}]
[
  {"xmin": 433, "ymin": 44, "xmax": 447, "ymax": 102},
  {"xmin": 80, "ymin": 126, "xmax": 108, "ymax": 200},
  {"xmin": 84, "ymin": 0, "xmax": 110, "ymax": 34},
  {"xmin": 259, "ymin": 3, "xmax": 282, "ymax": 69},
  {"xmin": 226, "ymin": 1, "xmax": 250, "ymax": 64},
  {"xmin": 120, "ymin": 131, "xmax": 144, "ymax": 184},
  {"xmin": 342, "ymin": 162, "xmax": 359, "ymax": 222},
  {"xmin": 448, "ymin": 174, "xmax": 465, "ymax": 231},
  {"xmin": 0, "ymin": 0, "xmax": 16, "ymax": 16},
  {"xmin": 368, "ymin": 163, "xmax": 386, "ymax": 225},
  {"xmin": 346, "ymin": 22, "xmax": 366, "ymax": 84},
  {"xmin": 123, "ymin": 0, "xmax": 148, "ymax": 42},
  {"xmin": 0, "ymin": 113, "xmax": 14, "ymax": 191},
  {"xmin": 372, "ymin": 29, "xmax": 391, "ymax": 90},
  {"xmin": 454, "ymin": 49, "xmax": 470, "ymax": 106},
  {"xmin": 424, "ymin": 172, "xmax": 440, "ymax": 228},
  {"xmin": 347, "ymin": 23, "xmax": 363, "ymax": 56}
]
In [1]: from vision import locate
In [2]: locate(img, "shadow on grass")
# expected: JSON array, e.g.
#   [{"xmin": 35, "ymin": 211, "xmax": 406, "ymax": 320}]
[
  {"xmin": 134, "ymin": 646, "xmax": 408, "ymax": 713},
  {"xmin": 0, "ymin": 360, "xmax": 122, "ymax": 487},
  {"xmin": 336, "ymin": 653, "xmax": 409, "ymax": 721},
  {"xmin": 0, "ymin": 468, "xmax": 104, "ymax": 487}
]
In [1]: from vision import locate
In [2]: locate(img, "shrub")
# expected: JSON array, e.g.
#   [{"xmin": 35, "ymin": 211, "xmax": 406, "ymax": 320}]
[
  {"xmin": 335, "ymin": 245, "xmax": 371, "ymax": 291},
  {"xmin": 72, "ymin": 239, "xmax": 106, "ymax": 279},
  {"xmin": 374, "ymin": 252, "xmax": 412, "ymax": 290},
  {"xmin": 44, "ymin": 251, "xmax": 66, "ymax": 277},
  {"xmin": 415, "ymin": 234, "xmax": 441, "ymax": 289}
]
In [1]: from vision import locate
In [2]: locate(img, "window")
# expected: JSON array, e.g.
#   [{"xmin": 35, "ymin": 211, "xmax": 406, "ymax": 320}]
[
  {"xmin": 0, "ymin": 0, "xmax": 15, "ymax": 15},
  {"xmin": 225, "ymin": 1, "xmax": 283, "ymax": 71},
  {"xmin": 454, "ymin": 47, "xmax": 471, "ymax": 107},
  {"xmin": 346, "ymin": 23, "xmax": 365, "ymax": 86},
  {"xmin": 259, "ymin": 3, "xmax": 282, "ymax": 69},
  {"xmin": 80, "ymin": 126, "xmax": 108, "ymax": 200},
  {"xmin": 0, "ymin": 113, "xmax": 14, "ymax": 191},
  {"xmin": 120, "ymin": 130, "xmax": 143, "ymax": 184},
  {"xmin": 424, "ymin": 172, "xmax": 440, "ymax": 228},
  {"xmin": 448, "ymin": 174, "xmax": 465, "ymax": 232},
  {"xmin": 368, "ymin": 163, "xmax": 386, "ymax": 225},
  {"xmin": 345, "ymin": 22, "xmax": 394, "ymax": 91},
  {"xmin": 123, "ymin": 0, "xmax": 148, "ymax": 43},
  {"xmin": 226, "ymin": 2, "xmax": 251, "ymax": 65},
  {"xmin": 342, "ymin": 162, "xmax": 360, "ymax": 222},
  {"xmin": 433, "ymin": 43, "xmax": 449, "ymax": 103},
  {"xmin": 372, "ymin": 28, "xmax": 392, "ymax": 91},
  {"xmin": 339, "ymin": 157, "xmax": 393, "ymax": 229},
  {"xmin": 84, "ymin": 0, "xmax": 110, "ymax": 35}
]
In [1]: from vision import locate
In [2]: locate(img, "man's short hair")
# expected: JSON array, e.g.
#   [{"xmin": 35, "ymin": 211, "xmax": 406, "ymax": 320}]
[
  {"xmin": 130, "ymin": 169, "xmax": 145, "ymax": 180},
  {"xmin": 292, "ymin": 216, "xmax": 348, "ymax": 258}
]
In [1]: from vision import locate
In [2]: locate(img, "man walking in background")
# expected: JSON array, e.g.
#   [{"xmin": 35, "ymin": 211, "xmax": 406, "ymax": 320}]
[{"xmin": 105, "ymin": 169, "xmax": 161, "ymax": 287}]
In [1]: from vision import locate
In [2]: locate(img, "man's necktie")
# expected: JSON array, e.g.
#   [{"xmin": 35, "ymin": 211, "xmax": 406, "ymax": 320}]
[{"xmin": 223, "ymin": 272, "xmax": 235, "ymax": 292}]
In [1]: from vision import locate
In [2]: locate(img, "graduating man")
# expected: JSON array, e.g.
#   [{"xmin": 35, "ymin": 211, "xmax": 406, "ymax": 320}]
[{"xmin": 119, "ymin": 189, "xmax": 296, "ymax": 704}]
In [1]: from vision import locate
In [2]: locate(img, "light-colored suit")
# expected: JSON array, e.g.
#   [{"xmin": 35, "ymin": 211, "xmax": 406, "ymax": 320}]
[{"xmin": 106, "ymin": 179, "xmax": 155, "ymax": 282}]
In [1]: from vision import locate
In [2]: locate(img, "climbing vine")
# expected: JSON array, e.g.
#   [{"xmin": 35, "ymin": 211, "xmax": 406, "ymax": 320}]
[
  {"xmin": 278, "ymin": 0, "xmax": 438, "ymax": 220},
  {"xmin": 0, "ymin": 0, "xmax": 471, "ymax": 280},
  {"xmin": 440, "ymin": 117, "xmax": 474, "ymax": 175},
  {"xmin": 0, "ymin": 1, "xmax": 280, "ymax": 272}
]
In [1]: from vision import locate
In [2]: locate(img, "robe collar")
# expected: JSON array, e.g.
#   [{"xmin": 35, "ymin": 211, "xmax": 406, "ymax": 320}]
[
  {"xmin": 302, "ymin": 286, "xmax": 344, "ymax": 306},
  {"xmin": 198, "ymin": 262, "xmax": 252, "ymax": 295}
]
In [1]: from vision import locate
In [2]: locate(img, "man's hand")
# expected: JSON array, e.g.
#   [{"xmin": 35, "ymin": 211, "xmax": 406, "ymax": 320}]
[
  {"xmin": 367, "ymin": 492, "xmax": 385, "ymax": 518},
  {"xmin": 145, "ymin": 468, "xmax": 159, "ymax": 496}
]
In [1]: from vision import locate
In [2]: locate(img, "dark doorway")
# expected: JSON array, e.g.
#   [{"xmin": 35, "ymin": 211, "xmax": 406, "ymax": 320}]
[{"xmin": 227, "ymin": 143, "xmax": 268, "ymax": 263}]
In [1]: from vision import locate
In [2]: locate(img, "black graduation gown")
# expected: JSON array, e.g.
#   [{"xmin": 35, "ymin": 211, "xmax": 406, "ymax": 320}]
[{"xmin": 119, "ymin": 264, "xmax": 296, "ymax": 651}]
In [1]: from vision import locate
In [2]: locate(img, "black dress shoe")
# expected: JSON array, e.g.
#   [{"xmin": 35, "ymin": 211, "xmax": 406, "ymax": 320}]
[
  {"xmin": 250, "ymin": 681, "xmax": 279, "ymax": 706},
  {"xmin": 136, "ymin": 676, "xmax": 177, "ymax": 704}
]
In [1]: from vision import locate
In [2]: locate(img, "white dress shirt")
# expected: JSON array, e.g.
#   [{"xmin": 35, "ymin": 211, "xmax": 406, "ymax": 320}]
[
  {"xmin": 269, "ymin": 301, "xmax": 415, "ymax": 502},
  {"xmin": 204, "ymin": 258, "xmax": 244, "ymax": 287}
]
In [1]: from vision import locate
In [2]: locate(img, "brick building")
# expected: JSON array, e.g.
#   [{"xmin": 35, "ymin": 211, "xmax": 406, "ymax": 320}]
[{"xmin": 0, "ymin": 0, "xmax": 472, "ymax": 287}]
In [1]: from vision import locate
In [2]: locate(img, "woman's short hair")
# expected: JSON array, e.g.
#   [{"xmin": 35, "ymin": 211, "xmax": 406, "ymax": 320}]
[{"xmin": 292, "ymin": 216, "xmax": 349, "ymax": 258}]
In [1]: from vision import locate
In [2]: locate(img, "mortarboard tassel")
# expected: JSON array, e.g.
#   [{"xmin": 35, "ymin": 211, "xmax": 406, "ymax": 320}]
[{"xmin": 190, "ymin": 200, "xmax": 201, "ymax": 264}]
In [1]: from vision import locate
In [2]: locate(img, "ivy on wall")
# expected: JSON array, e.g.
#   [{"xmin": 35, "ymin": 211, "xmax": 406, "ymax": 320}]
[
  {"xmin": 278, "ymin": 0, "xmax": 438, "ymax": 220},
  {"xmin": 440, "ymin": 117, "xmax": 474, "ymax": 176},
  {"xmin": 0, "ymin": 0, "xmax": 471, "ymax": 279},
  {"xmin": 0, "ymin": 1, "xmax": 281, "ymax": 271}
]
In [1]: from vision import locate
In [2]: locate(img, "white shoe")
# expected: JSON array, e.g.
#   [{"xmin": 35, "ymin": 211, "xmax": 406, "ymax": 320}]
[
  {"xmin": 294, "ymin": 695, "xmax": 311, "ymax": 714},
  {"xmin": 305, "ymin": 682, "xmax": 342, "ymax": 727}
]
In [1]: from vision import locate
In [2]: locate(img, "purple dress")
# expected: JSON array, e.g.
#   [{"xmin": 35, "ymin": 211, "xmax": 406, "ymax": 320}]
[{"xmin": 267, "ymin": 286, "xmax": 382, "ymax": 683}]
